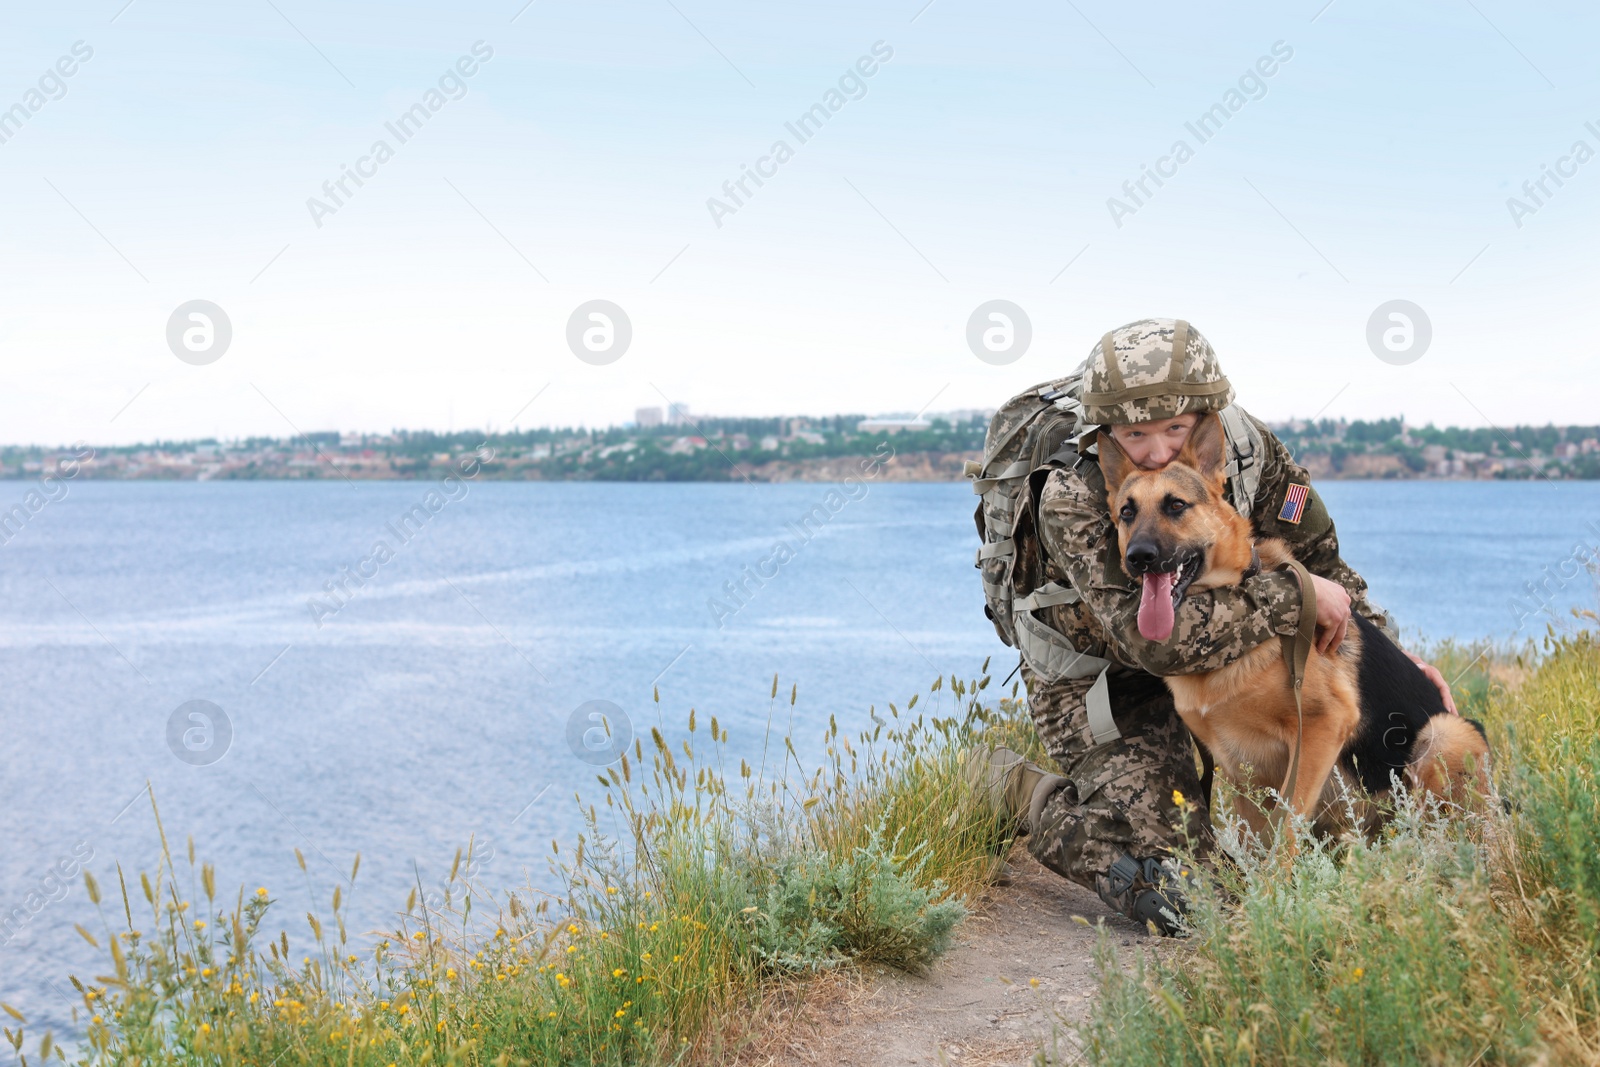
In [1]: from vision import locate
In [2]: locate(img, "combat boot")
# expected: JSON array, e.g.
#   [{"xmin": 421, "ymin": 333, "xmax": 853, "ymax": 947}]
[
  {"xmin": 963, "ymin": 745, "xmax": 1069, "ymax": 836},
  {"xmin": 1096, "ymin": 854, "xmax": 1196, "ymax": 937}
]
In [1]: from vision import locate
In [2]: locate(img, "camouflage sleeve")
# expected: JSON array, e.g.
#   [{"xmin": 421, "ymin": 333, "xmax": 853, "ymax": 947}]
[
  {"xmin": 1037, "ymin": 464, "xmax": 1306, "ymax": 678},
  {"xmin": 1245, "ymin": 417, "xmax": 1396, "ymax": 638}
]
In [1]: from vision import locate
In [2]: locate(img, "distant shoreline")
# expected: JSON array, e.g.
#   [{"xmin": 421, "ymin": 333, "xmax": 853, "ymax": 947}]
[
  {"xmin": 7, "ymin": 413, "xmax": 1599, "ymax": 483},
  {"xmin": 7, "ymin": 449, "xmax": 1596, "ymax": 483}
]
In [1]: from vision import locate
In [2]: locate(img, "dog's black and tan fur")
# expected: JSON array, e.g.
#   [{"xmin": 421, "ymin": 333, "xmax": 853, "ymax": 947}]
[{"xmin": 1098, "ymin": 413, "xmax": 1491, "ymax": 844}]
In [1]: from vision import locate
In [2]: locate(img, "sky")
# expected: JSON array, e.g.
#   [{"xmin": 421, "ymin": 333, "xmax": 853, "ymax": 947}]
[{"xmin": 2, "ymin": 0, "xmax": 1597, "ymax": 446}]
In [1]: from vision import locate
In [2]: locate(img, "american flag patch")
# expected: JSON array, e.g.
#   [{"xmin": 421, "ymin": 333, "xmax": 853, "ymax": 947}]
[{"xmin": 1278, "ymin": 483, "xmax": 1311, "ymax": 524}]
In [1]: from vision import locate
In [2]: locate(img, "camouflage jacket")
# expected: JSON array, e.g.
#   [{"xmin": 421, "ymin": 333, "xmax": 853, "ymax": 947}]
[{"xmin": 1028, "ymin": 411, "xmax": 1393, "ymax": 679}]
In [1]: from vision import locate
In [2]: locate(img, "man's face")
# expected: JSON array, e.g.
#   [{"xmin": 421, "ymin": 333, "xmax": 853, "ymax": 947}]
[{"xmin": 1106, "ymin": 412, "xmax": 1200, "ymax": 471}]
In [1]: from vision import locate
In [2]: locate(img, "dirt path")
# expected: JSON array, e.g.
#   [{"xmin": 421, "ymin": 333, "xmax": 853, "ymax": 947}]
[{"xmin": 739, "ymin": 848, "xmax": 1156, "ymax": 1067}]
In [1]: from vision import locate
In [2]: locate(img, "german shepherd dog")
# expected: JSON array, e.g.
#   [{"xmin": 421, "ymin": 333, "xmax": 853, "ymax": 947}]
[{"xmin": 1098, "ymin": 413, "xmax": 1491, "ymax": 845}]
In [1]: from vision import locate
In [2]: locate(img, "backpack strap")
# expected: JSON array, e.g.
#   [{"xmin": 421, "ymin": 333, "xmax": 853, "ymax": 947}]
[
  {"xmin": 1012, "ymin": 580, "xmax": 1081, "ymax": 612},
  {"xmin": 1217, "ymin": 404, "xmax": 1264, "ymax": 518},
  {"xmin": 969, "ymin": 458, "xmax": 1033, "ymax": 495}
]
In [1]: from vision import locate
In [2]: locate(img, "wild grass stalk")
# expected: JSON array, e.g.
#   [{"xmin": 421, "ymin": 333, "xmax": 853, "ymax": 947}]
[
  {"xmin": 9, "ymin": 661, "xmax": 1031, "ymax": 1066},
  {"xmin": 1074, "ymin": 629, "xmax": 1600, "ymax": 1067}
]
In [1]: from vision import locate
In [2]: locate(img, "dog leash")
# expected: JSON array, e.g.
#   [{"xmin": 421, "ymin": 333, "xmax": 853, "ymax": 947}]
[{"xmin": 1276, "ymin": 558, "xmax": 1319, "ymax": 830}]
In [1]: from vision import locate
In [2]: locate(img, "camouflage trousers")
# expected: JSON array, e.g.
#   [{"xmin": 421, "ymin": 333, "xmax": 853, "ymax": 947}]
[{"xmin": 1021, "ymin": 665, "xmax": 1216, "ymax": 892}]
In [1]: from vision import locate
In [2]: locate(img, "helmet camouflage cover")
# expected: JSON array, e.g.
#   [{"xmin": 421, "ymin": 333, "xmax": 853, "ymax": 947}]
[{"xmin": 1080, "ymin": 318, "xmax": 1234, "ymax": 425}]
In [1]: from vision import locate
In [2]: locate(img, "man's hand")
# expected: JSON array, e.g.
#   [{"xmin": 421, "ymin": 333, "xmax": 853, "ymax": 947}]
[
  {"xmin": 1406, "ymin": 653, "xmax": 1459, "ymax": 715},
  {"xmin": 1306, "ymin": 573, "xmax": 1352, "ymax": 653}
]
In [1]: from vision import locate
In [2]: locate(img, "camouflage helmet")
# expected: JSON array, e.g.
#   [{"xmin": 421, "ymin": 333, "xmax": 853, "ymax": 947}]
[{"xmin": 1080, "ymin": 318, "xmax": 1234, "ymax": 425}]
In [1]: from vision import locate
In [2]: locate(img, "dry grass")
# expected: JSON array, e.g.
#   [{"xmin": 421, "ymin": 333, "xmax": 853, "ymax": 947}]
[{"xmin": 6, "ymin": 667, "xmax": 1031, "ymax": 1066}]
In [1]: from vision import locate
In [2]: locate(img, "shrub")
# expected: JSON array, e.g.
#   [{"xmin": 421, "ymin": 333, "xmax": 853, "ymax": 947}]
[
  {"xmin": 752, "ymin": 824, "xmax": 965, "ymax": 974},
  {"xmin": 1073, "ymin": 632, "xmax": 1600, "ymax": 1067}
]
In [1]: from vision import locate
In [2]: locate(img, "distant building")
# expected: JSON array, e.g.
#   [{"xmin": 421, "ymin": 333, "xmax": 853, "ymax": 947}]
[
  {"xmin": 857, "ymin": 417, "xmax": 930, "ymax": 433},
  {"xmin": 665, "ymin": 436, "xmax": 707, "ymax": 454},
  {"xmin": 929, "ymin": 408, "xmax": 996, "ymax": 425},
  {"xmin": 666, "ymin": 403, "xmax": 692, "ymax": 426},
  {"xmin": 636, "ymin": 407, "xmax": 663, "ymax": 427}
]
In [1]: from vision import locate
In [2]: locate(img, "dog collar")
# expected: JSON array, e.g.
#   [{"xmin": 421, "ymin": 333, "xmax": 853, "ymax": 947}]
[{"xmin": 1242, "ymin": 545, "xmax": 1262, "ymax": 580}]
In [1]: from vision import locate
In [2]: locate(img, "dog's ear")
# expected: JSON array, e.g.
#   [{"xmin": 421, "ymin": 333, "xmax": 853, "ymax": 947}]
[
  {"xmin": 1097, "ymin": 430, "xmax": 1137, "ymax": 504},
  {"xmin": 1176, "ymin": 412, "xmax": 1227, "ymax": 485}
]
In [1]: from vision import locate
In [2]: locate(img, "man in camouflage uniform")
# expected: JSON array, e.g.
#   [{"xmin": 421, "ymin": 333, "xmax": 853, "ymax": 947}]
[{"xmin": 971, "ymin": 318, "xmax": 1458, "ymax": 934}]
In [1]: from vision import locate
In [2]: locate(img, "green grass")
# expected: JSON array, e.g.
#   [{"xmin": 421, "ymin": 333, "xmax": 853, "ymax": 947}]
[
  {"xmin": 7, "ymin": 667, "xmax": 1030, "ymax": 1067},
  {"xmin": 23, "ymin": 631, "xmax": 1598, "ymax": 1067},
  {"xmin": 1073, "ymin": 629, "xmax": 1600, "ymax": 1067}
]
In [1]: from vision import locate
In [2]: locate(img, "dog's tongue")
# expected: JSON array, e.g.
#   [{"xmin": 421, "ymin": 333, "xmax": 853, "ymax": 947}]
[{"xmin": 1138, "ymin": 572, "xmax": 1176, "ymax": 641}]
